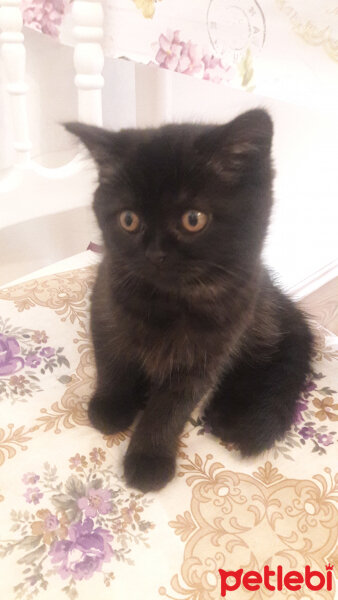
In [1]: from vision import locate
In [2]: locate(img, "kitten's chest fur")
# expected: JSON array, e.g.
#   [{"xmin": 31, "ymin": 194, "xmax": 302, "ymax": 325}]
[
  {"xmin": 92, "ymin": 262, "xmax": 252, "ymax": 381},
  {"xmin": 95, "ymin": 264, "xmax": 251, "ymax": 383},
  {"xmin": 122, "ymin": 298, "xmax": 225, "ymax": 381}
]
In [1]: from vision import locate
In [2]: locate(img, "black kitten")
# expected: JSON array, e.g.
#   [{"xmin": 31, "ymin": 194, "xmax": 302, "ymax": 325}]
[{"xmin": 66, "ymin": 110, "xmax": 314, "ymax": 492}]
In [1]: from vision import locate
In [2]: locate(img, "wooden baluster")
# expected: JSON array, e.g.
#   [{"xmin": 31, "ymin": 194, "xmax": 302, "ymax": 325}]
[
  {"xmin": 0, "ymin": 0, "xmax": 31, "ymax": 165},
  {"xmin": 72, "ymin": 0, "xmax": 104, "ymax": 126}
]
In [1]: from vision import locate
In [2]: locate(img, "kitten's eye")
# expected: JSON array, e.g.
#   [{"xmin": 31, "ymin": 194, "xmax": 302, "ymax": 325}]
[
  {"xmin": 181, "ymin": 210, "xmax": 208, "ymax": 233},
  {"xmin": 119, "ymin": 211, "xmax": 140, "ymax": 233}
]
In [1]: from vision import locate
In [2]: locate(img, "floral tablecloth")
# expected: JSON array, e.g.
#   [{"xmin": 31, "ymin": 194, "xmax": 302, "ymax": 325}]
[
  {"xmin": 0, "ymin": 260, "xmax": 337, "ymax": 599},
  {"xmin": 21, "ymin": 0, "xmax": 338, "ymax": 110}
]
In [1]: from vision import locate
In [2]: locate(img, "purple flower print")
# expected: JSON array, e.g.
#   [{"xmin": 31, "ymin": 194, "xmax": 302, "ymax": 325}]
[
  {"xmin": 317, "ymin": 433, "xmax": 334, "ymax": 446},
  {"xmin": 154, "ymin": 31, "xmax": 239, "ymax": 84},
  {"xmin": 202, "ymin": 54, "xmax": 235, "ymax": 84},
  {"xmin": 303, "ymin": 380, "xmax": 317, "ymax": 398},
  {"xmin": 40, "ymin": 346, "xmax": 55, "ymax": 358},
  {"xmin": 178, "ymin": 40, "xmax": 203, "ymax": 75},
  {"xmin": 22, "ymin": 0, "xmax": 70, "ymax": 38},
  {"xmin": 25, "ymin": 353, "xmax": 41, "ymax": 368},
  {"xmin": 22, "ymin": 472, "xmax": 40, "ymax": 485},
  {"xmin": 155, "ymin": 31, "xmax": 203, "ymax": 76},
  {"xmin": 45, "ymin": 514, "xmax": 59, "ymax": 530},
  {"xmin": 156, "ymin": 31, "xmax": 182, "ymax": 70},
  {"xmin": 49, "ymin": 518, "xmax": 113, "ymax": 580},
  {"xmin": 24, "ymin": 487, "xmax": 43, "ymax": 505},
  {"xmin": 77, "ymin": 488, "xmax": 112, "ymax": 518},
  {"xmin": 0, "ymin": 333, "xmax": 24, "ymax": 376},
  {"xmin": 294, "ymin": 398, "xmax": 308, "ymax": 424},
  {"xmin": 299, "ymin": 426, "xmax": 316, "ymax": 440}
]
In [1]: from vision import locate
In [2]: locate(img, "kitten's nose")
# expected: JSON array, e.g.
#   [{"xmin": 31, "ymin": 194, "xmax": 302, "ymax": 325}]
[{"xmin": 145, "ymin": 247, "xmax": 167, "ymax": 266}]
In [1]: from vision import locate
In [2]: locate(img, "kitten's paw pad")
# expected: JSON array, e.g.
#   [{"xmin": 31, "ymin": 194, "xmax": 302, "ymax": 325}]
[
  {"xmin": 88, "ymin": 395, "xmax": 137, "ymax": 435},
  {"xmin": 124, "ymin": 452, "xmax": 176, "ymax": 493}
]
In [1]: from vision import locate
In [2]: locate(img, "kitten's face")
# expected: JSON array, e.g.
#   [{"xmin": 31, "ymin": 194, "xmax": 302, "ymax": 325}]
[{"xmin": 66, "ymin": 111, "xmax": 273, "ymax": 292}]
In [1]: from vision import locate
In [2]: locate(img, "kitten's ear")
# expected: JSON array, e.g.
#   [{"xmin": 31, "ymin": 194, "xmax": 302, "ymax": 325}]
[
  {"xmin": 197, "ymin": 109, "xmax": 273, "ymax": 184},
  {"xmin": 64, "ymin": 122, "xmax": 126, "ymax": 175}
]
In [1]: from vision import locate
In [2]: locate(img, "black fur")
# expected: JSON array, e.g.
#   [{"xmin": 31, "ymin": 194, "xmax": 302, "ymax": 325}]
[{"xmin": 65, "ymin": 110, "xmax": 314, "ymax": 492}]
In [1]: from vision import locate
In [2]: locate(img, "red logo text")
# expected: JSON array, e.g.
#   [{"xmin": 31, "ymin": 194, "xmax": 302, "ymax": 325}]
[{"xmin": 218, "ymin": 564, "xmax": 334, "ymax": 596}]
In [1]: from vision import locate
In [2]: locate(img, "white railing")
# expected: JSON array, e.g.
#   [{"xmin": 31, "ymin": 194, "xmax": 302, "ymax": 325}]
[
  {"xmin": 0, "ymin": 0, "xmax": 104, "ymax": 208},
  {"xmin": 0, "ymin": 0, "xmax": 104, "ymax": 283},
  {"xmin": 0, "ymin": 0, "xmax": 31, "ymax": 166},
  {"xmin": 73, "ymin": 0, "xmax": 104, "ymax": 125}
]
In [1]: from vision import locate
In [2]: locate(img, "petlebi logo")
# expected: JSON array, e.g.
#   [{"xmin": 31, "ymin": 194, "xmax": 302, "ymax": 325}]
[{"xmin": 218, "ymin": 564, "xmax": 334, "ymax": 596}]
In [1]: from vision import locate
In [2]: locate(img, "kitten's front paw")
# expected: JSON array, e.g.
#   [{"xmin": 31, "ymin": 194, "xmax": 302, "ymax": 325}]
[
  {"xmin": 124, "ymin": 451, "xmax": 176, "ymax": 493},
  {"xmin": 88, "ymin": 393, "xmax": 137, "ymax": 435}
]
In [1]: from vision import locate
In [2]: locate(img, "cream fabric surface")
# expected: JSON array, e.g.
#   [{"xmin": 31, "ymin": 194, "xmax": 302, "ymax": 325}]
[{"xmin": 0, "ymin": 260, "xmax": 337, "ymax": 599}]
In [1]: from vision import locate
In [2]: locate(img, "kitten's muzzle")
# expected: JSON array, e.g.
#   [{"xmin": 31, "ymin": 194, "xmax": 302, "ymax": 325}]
[{"xmin": 145, "ymin": 248, "xmax": 167, "ymax": 266}]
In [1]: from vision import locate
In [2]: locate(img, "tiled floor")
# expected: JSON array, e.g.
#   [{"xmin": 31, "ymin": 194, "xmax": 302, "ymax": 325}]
[{"xmin": 300, "ymin": 277, "xmax": 338, "ymax": 335}]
